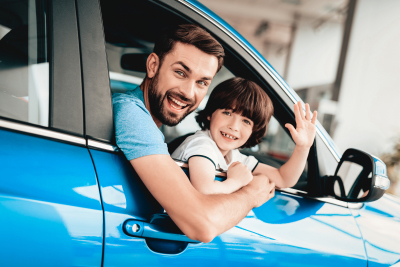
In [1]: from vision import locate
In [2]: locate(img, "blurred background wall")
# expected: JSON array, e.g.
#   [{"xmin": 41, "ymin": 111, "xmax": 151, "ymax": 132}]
[{"xmin": 198, "ymin": 0, "xmax": 400, "ymax": 195}]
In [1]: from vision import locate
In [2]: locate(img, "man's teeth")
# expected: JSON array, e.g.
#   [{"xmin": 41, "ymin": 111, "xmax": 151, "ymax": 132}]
[
  {"xmin": 222, "ymin": 132, "xmax": 238, "ymax": 140},
  {"xmin": 168, "ymin": 96, "xmax": 187, "ymax": 108}
]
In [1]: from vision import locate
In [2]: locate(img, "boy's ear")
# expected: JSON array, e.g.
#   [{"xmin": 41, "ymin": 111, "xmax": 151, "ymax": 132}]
[
  {"xmin": 146, "ymin": 52, "xmax": 160, "ymax": 79},
  {"xmin": 207, "ymin": 116, "xmax": 210, "ymax": 121}
]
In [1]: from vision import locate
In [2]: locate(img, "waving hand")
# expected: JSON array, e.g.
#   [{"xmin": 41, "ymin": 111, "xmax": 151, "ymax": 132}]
[{"xmin": 285, "ymin": 101, "xmax": 318, "ymax": 148}]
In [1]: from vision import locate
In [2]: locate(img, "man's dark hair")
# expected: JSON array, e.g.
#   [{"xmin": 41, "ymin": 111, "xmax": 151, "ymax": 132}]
[
  {"xmin": 196, "ymin": 77, "xmax": 274, "ymax": 148},
  {"xmin": 153, "ymin": 24, "xmax": 225, "ymax": 72}
]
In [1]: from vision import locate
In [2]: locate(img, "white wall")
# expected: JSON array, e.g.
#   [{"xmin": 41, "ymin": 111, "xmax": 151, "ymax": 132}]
[
  {"xmin": 333, "ymin": 0, "xmax": 400, "ymax": 156},
  {"xmin": 286, "ymin": 18, "xmax": 342, "ymax": 89}
]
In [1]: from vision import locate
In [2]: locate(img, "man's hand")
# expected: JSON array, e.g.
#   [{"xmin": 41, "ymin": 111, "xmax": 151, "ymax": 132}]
[
  {"xmin": 227, "ymin": 161, "xmax": 253, "ymax": 189},
  {"xmin": 244, "ymin": 174, "xmax": 275, "ymax": 208},
  {"xmin": 285, "ymin": 101, "xmax": 317, "ymax": 149}
]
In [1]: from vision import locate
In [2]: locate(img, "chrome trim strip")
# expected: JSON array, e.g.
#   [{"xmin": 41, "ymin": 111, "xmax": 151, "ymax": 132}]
[
  {"xmin": 0, "ymin": 118, "xmax": 86, "ymax": 145},
  {"xmin": 87, "ymin": 139, "xmax": 119, "ymax": 152},
  {"xmin": 279, "ymin": 188, "xmax": 354, "ymax": 208},
  {"xmin": 314, "ymin": 197, "xmax": 348, "ymax": 208},
  {"xmin": 279, "ymin": 188, "xmax": 308, "ymax": 195},
  {"xmin": 348, "ymin": 203, "xmax": 363, "ymax": 209},
  {"xmin": 178, "ymin": 0, "xmax": 340, "ymax": 162}
]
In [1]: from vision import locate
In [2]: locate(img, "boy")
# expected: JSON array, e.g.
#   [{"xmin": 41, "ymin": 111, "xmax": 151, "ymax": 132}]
[{"xmin": 171, "ymin": 77, "xmax": 317, "ymax": 194}]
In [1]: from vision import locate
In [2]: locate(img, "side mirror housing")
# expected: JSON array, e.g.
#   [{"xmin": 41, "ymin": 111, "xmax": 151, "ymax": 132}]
[{"xmin": 326, "ymin": 148, "xmax": 390, "ymax": 202}]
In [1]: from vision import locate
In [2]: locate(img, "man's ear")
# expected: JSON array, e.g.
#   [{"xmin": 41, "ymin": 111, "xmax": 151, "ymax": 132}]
[{"xmin": 146, "ymin": 52, "xmax": 160, "ymax": 78}]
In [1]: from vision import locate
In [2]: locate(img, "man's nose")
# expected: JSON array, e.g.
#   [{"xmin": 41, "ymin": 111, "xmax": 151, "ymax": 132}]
[{"xmin": 180, "ymin": 80, "xmax": 196, "ymax": 100}]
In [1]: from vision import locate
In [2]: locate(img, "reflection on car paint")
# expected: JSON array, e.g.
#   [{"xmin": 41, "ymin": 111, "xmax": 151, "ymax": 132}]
[
  {"xmin": 352, "ymin": 195, "xmax": 400, "ymax": 267},
  {"xmin": 0, "ymin": 129, "xmax": 103, "ymax": 266}
]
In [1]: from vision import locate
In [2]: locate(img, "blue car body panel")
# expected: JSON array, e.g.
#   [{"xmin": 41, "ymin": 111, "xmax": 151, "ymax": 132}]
[
  {"xmin": 351, "ymin": 195, "xmax": 400, "ymax": 267},
  {"xmin": 0, "ymin": 129, "xmax": 103, "ymax": 266},
  {"xmin": 90, "ymin": 148, "xmax": 367, "ymax": 266}
]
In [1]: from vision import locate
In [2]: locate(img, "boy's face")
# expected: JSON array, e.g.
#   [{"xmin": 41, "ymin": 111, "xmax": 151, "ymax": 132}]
[{"xmin": 208, "ymin": 109, "xmax": 253, "ymax": 156}]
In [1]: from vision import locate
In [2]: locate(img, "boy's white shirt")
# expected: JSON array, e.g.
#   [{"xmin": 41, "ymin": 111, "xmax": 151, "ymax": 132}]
[{"xmin": 171, "ymin": 130, "xmax": 259, "ymax": 172}]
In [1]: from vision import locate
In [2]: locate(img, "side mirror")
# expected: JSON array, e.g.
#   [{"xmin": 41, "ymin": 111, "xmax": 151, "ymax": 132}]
[{"xmin": 326, "ymin": 148, "xmax": 390, "ymax": 202}]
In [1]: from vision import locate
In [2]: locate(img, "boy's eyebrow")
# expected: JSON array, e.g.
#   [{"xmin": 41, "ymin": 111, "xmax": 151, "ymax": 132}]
[{"xmin": 173, "ymin": 61, "xmax": 213, "ymax": 81}]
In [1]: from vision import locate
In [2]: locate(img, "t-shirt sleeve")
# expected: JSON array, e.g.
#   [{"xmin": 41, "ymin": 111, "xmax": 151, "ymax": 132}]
[
  {"xmin": 238, "ymin": 153, "xmax": 259, "ymax": 172},
  {"xmin": 178, "ymin": 137, "xmax": 220, "ymax": 169},
  {"xmin": 113, "ymin": 95, "xmax": 169, "ymax": 160}
]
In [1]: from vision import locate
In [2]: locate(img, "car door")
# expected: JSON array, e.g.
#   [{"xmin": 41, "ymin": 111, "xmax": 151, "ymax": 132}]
[
  {"xmin": 0, "ymin": 1, "xmax": 103, "ymax": 266},
  {"xmin": 80, "ymin": 0, "xmax": 367, "ymax": 266}
]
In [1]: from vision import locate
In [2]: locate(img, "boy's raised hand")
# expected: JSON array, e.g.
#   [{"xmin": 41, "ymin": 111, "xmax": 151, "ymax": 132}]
[{"xmin": 285, "ymin": 101, "xmax": 318, "ymax": 148}]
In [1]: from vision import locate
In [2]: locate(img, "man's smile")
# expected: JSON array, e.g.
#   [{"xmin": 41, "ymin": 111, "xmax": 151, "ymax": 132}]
[{"xmin": 167, "ymin": 95, "xmax": 189, "ymax": 111}]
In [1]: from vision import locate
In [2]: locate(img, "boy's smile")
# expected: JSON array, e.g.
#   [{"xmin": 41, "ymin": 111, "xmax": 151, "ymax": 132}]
[{"xmin": 208, "ymin": 109, "xmax": 253, "ymax": 156}]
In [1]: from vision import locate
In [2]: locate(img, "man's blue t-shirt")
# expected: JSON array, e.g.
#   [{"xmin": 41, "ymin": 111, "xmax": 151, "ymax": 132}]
[{"xmin": 112, "ymin": 86, "xmax": 169, "ymax": 160}]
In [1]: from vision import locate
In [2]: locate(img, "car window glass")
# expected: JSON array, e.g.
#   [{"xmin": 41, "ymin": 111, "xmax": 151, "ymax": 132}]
[
  {"xmin": 101, "ymin": 0, "xmax": 307, "ymax": 190},
  {"xmin": 0, "ymin": 0, "xmax": 49, "ymax": 127}
]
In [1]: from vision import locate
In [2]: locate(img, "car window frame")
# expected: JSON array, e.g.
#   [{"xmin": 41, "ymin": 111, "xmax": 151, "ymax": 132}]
[
  {"xmin": 82, "ymin": 0, "xmax": 352, "ymax": 204},
  {"xmin": 0, "ymin": 0, "xmax": 85, "ymax": 145}
]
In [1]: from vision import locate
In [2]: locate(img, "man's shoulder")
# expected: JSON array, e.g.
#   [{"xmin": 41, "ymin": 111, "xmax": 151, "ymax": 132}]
[
  {"xmin": 112, "ymin": 87, "xmax": 144, "ymax": 105},
  {"xmin": 112, "ymin": 89, "xmax": 150, "ymax": 117}
]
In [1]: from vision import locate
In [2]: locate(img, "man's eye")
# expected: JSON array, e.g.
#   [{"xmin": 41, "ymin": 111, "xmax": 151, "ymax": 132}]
[
  {"xmin": 175, "ymin": 70, "xmax": 184, "ymax": 76},
  {"xmin": 198, "ymin": 80, "xmax": 208, "ymax": 86}
]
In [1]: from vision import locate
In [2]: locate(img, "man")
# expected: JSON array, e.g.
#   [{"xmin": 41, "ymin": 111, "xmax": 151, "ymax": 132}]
[{"xmin": 113, "ymin": 24, "xmax": 275, "ymax": 243}]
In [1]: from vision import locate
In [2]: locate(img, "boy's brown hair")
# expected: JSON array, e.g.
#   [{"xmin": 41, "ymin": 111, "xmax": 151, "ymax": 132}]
[
  {"xmin": 196, "ymin": 77, "xmax": 274, "ymax": 148},
  {"xmin": 153, "ymin": 24, "xmax": 225, "ymax": 72}
]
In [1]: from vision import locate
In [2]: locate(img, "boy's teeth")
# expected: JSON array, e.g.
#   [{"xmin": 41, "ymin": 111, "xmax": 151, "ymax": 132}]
[
  {"xmin": 168, "ymin": 96, "xmax": 187, "ymax": 108},
  {"xmin": 222, "ymin": 132, "xmax": 237, "ymax": 140}
]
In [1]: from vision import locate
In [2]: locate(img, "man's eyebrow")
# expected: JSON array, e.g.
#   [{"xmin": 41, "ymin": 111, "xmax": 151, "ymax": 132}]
[
  {"xmin": 173, "ymin": 61, "xmax": 213, "ymax": 81},
  {"xmin": 174, "ymin": 61, "xmax": 191, "ymax": 73}
]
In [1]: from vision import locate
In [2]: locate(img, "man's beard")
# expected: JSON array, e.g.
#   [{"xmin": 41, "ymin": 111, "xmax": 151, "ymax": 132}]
[{"xmin": 148, "ymin": 71, "xmax": 195, "ymax": 126}]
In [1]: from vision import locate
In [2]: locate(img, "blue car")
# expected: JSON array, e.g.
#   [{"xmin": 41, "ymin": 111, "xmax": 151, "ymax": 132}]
[{"xmin": 1, "ymin": 0, "xmax": 399, "ymax": 266}]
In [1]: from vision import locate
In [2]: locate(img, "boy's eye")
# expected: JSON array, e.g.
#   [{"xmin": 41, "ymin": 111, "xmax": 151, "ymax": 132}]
[
  {"xmin": 243, "ymin": 119, "xmax": 252, "ymax": 125},
  {"xmin": 222, "ymin": 111, "xmax": 231, "ymax": 116}
]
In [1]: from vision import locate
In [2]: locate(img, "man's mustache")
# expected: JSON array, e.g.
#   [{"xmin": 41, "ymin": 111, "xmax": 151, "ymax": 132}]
[{"xmin": 166, "ymin": 91, "xmax": 195, "ymax": 107}]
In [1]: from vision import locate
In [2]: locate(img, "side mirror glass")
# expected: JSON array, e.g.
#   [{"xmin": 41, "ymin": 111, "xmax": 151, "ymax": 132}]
[{"xmin": 329, "ymin": 148, "xmax": 390, "ymax": 202}]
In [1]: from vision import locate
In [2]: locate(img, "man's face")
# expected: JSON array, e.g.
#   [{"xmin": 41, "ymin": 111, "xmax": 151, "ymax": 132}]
[{"xmin": 148, "ymin": 42, "xmax": 219, "ymax": 126}]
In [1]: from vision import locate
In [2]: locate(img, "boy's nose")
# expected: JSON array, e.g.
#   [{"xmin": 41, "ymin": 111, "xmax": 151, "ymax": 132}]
[{"xmin": 228, "ymin": 119, "xmax": 240, "ymax": 131}]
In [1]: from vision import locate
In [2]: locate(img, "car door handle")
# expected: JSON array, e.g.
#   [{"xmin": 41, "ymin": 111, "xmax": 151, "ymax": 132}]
[{"xmin": 124, "ymin": 214, "xmax": 200, "ymax": 243}]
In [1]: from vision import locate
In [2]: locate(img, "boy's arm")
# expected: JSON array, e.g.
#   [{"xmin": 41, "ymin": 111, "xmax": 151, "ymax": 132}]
[
  {"xmin": 253, "ymin": 146, "xmax": 309, "ymax": 188},
  {"xmin": 254, "ymin": 101, "xmax": 317, "ymax": 188},
  {"xmin": 189, "ymin": 157, "xmax": 252, "ymax": 194},
  {"xmin": 130, "ymin": 154, "xmax": 275, "ymax": 243}
]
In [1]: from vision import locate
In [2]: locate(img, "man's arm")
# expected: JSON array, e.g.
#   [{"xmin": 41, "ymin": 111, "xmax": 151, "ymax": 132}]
[
  {"xmin": 188, "ymin": 157, "xmax": 253, "ymax": 195},
  {"xmin": 131, "ymin": 154, "xmax": 275, "ymax": 243}
]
